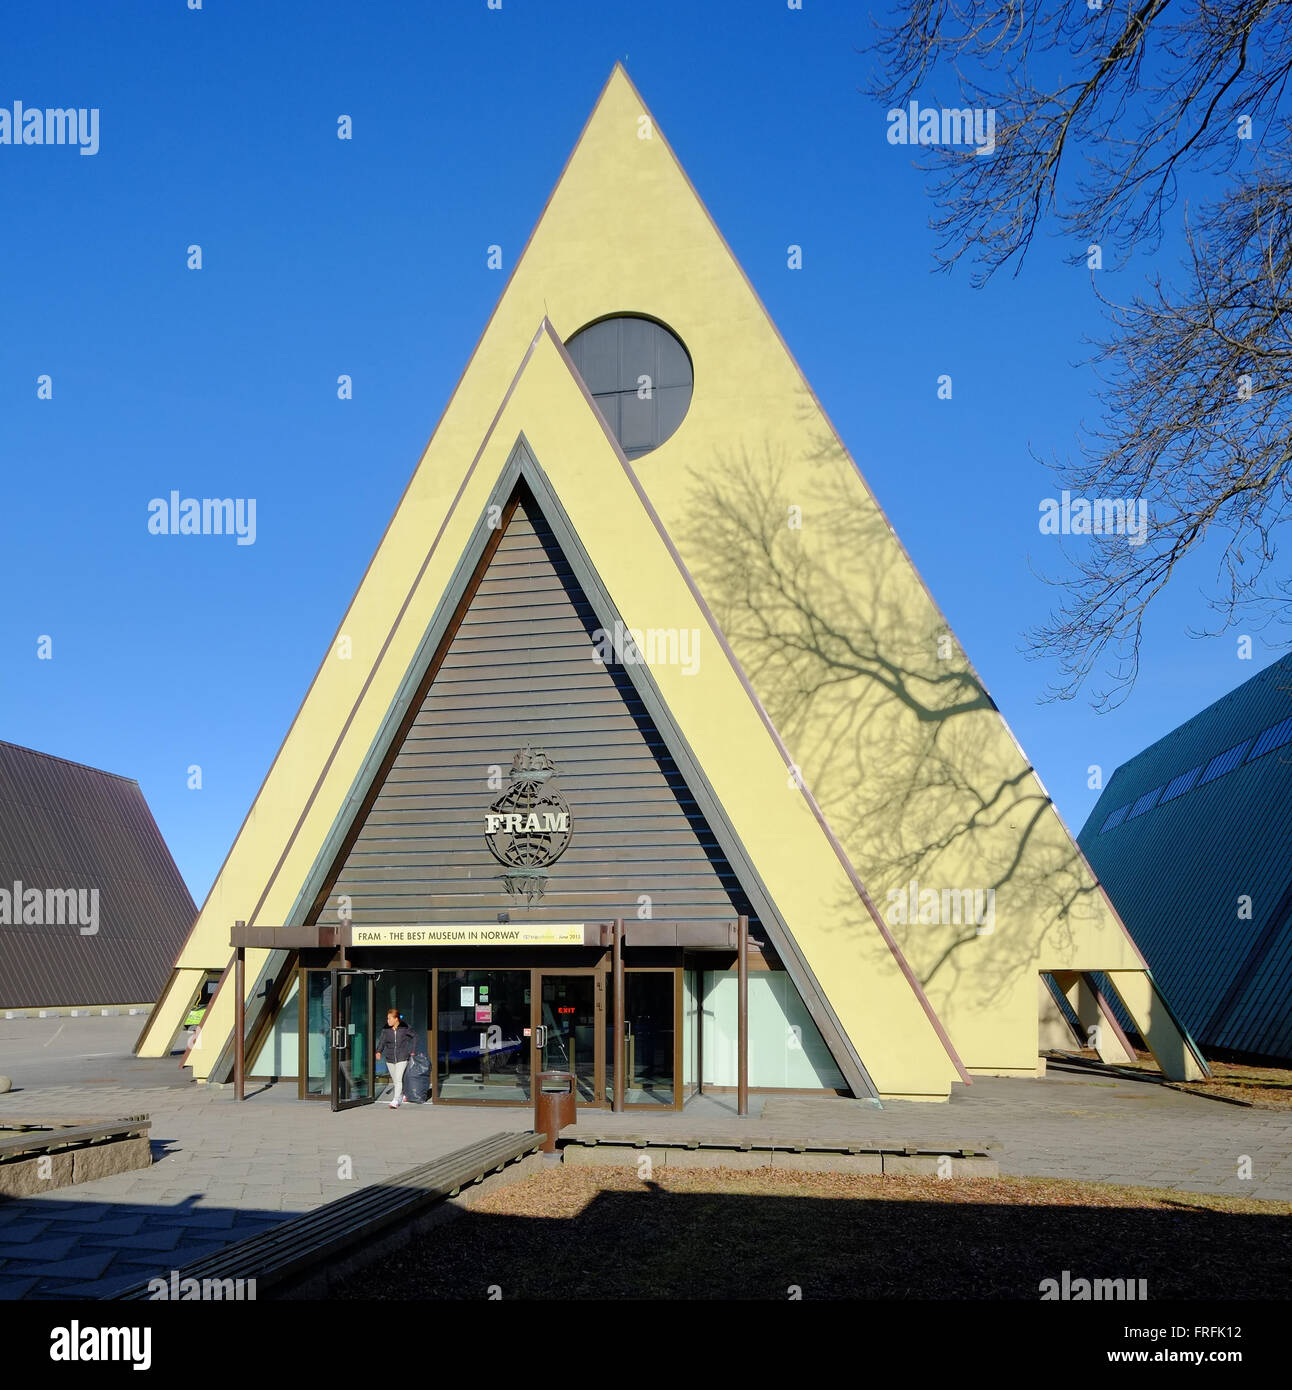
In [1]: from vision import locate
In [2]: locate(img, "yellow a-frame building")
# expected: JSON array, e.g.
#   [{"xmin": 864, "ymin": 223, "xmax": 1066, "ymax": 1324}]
[{"xmin": 138, "ymin": 67, "xmax": 1206, "ymax": 1104}]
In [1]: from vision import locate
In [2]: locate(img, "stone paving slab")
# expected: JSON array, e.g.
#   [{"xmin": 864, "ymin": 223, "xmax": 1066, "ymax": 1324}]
[
  {"xmin": 0, "ymin": 1064, "xmax": 1288, "ymax": 1298},
  {"xmin": 0, "ymin": 1084, "xmax": 514, "ymax": 1298}
]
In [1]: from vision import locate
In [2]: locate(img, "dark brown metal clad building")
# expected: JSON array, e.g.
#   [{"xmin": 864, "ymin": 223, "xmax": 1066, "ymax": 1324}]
[{"xmin": 0, "ymin": 741, "xmax": 196, "ymax": 1010}]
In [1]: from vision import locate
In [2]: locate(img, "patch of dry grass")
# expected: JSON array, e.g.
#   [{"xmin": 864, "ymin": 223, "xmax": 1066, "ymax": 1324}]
[
  {"xmin": 470, "ymin": 1166, "xmax": 1292, "ymax": 1217},
  {"xmin": 1111, "ymin": 1051, "xmax": 1292, "ymax": 1110},
  {"xmin": 329, "ymin": 1166, "xmax": 1291, "ymax": 1301}
]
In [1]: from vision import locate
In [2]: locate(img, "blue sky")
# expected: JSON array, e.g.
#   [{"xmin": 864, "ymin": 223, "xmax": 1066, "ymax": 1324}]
[{"xmin": 2, "ymin": 0, "xmax": 1285, "ymax": 900}]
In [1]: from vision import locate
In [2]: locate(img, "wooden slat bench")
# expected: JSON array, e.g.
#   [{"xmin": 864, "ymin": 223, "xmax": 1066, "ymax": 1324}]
[
  {"xmin": 0, "ymin": 1115, "xmax": 151, "ymax": 1161},
  {"xmin": 113, "ymin": 1130, "xmax": 543, "ymax": 1300}
]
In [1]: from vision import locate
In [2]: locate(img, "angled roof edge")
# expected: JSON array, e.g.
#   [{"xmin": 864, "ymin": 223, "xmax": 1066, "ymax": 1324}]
[{"xmin": 0, "ymin": 739, "xmax": 142, "ymax": 787}]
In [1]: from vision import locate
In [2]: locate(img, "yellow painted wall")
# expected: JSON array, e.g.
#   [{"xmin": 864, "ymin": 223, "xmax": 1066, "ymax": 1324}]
[{"xmin": 141, "ymin": 67, "xmax": 1177, "ymax": 1094}]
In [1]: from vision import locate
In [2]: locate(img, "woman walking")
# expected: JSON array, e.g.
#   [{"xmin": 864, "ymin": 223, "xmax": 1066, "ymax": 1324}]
[{"xmin": 375, "ymin": 1008, "xmax": 416, "ymax": 1108}]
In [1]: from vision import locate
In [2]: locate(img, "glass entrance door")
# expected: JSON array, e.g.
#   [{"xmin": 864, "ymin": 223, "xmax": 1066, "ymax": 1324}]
[
  {"xmin": 330, "ymin": 969, "xmax": 376, "ymax": 1111},
  {"xmin": 623, "ymin": 970, "xmax": 677, "ymax": 1106},
  {"xmin": 303, "ymin": 969, "xmax": 331, "ymax": 1098},
  {"xmin": 436, "ymin": 969, "xmax": 532, "ymax": 1101},
  {"xmin": 535, "ymin": 973, "xmax": 598, "ymax": 1104}
]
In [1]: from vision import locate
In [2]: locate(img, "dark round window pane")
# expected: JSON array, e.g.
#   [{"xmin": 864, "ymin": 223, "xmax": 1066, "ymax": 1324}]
[{"xmin": 565, "ymin": 316, "xmax": 693, "ymax": 459}]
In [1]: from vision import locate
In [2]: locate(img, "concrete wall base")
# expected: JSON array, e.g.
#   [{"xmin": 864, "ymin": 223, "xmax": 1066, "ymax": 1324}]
[
  {"xmin": 965, "ymin": 1065, "xmax": 1045, "ymax": 1078},
  {"xmin": 72, "ymin": 1136, "xmax": 152, "ymax": 1184},
  {"xmin": 0, "ymin": 1135, "xmax": 151, "ymax": 1197},
  {"xmin": 0, "ymin": 1151, "xmax": 75, "ymax": 1197},
  {"xmin": 1, "ymin": 1005, "xmax": 152, "ymax": 1020},
  {"xmin": 561, "ymin": 1146, "xmax": 997, "ymax": 1178}
]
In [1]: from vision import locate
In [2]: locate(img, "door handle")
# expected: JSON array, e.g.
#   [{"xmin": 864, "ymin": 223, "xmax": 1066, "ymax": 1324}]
[
  {"xmin": 331, "ymin": 1026, "xmax": 346, "ymax": 1050},
  {"xmin": 536, "ymin": 1025, "xmax": 547, "ymax": 1047}
]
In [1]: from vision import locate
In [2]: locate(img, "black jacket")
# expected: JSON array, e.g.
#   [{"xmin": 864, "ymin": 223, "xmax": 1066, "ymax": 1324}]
[{"xmin": 376, "ymin": 1022, "xmax": 416, "ymax": 1063}]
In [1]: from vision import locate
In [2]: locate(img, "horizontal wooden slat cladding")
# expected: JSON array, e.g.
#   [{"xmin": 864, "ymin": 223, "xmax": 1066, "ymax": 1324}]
[
  {"xmin": 340, "ymin": 892, "xmax": 736, "ymax": 916},
  {"xmin": 322, "ymin": 497, "xmax": 756, "ymax": 931},
  {"xmin": 343, "ymin": 840, "xmax": 725, "ymax": 865},
  {"xmin": 340, "ymin": 871, "xmax": 732, "ymax": 893},
  {"xmin": 400, "ymin": 709, "xmax": 646, "ymax": 734},
  {"xmin": 359, "ymin": 807, "xmax": 722, "ymax": 831}
]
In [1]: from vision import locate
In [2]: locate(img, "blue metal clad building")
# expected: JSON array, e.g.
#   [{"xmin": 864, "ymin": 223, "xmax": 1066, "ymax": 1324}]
[{"xmin": 1077, "ymin": 654, "xmax": 1292, "ymax": 1061}]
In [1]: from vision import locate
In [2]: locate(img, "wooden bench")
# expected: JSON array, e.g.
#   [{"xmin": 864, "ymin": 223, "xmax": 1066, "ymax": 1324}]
[
  {"xmin": 113, "ymin": 1130, "xmax": 543, "ymax": 1300},
  {"xmin": 0, "ymin": 1115, "xmax": 151, "ymax": 1161}
]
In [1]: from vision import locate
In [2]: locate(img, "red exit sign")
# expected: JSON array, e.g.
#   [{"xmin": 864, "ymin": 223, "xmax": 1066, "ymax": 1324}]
[{"xmin": 556, "ymin": 1006, "xmax": 576, "ymax": 1015}]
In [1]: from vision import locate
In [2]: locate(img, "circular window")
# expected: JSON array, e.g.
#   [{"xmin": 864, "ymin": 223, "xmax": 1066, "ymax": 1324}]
[{"xmin": 565, "ymin": 315, "xmax": 692, "ymax": 459}]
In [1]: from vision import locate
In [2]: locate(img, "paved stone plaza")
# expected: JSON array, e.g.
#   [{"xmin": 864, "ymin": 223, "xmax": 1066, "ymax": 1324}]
[{"xmin": 0, "ymin": 1018, "xmax": 1288, "ymax": 1298}]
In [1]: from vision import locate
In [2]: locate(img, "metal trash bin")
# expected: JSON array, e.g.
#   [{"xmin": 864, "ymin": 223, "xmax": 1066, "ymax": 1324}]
[{"xmin": 534, "ymin": 1070, "xmax": 576, "ymax": 1152}]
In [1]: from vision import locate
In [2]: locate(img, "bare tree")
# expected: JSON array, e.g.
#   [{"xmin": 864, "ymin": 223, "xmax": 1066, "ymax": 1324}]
[{"xmin": 867, "ymin": 1, "xmax": 1292, "ymax": 707}]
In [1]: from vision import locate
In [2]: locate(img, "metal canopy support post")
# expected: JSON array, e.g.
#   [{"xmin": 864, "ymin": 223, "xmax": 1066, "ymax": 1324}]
[
  {"xmin": 613, "ymin": 918, "xmax": 625, "ymax": 1113},
  {"xmin": 234, "ymin": 939, "xmax": 246, "ymax": 1102},
  {"xmin": 737, "ymin": 915, "xmax": 749, "ymax": 1117}
]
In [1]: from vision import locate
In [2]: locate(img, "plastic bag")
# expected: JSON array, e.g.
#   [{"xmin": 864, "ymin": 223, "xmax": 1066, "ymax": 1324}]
[{"xmin": 403, "ymin": 1051, "xmax": 431, "ymax": 1103}]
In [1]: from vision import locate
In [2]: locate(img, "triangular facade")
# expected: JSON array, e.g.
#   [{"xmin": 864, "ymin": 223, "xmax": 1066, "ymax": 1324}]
[
  {"xmin": 139, "ymin": 67, "xmax": 1206, "ymax": 1099},
  {"xmin": 320, "ymin": 489, "xmax": 759, "ymax": 930}
]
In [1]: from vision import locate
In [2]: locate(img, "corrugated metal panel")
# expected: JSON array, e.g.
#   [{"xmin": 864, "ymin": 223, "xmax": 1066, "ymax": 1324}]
[
  {"xmin": 0, "ymin": 742, "xmax": 196, "ymax": 1009},
  {"xmin": 324, "ymin": 502, "xmax": 756, "ymax": 928},
  {"xmin": 1079, "ymin": 653, "xmax": 1292, "ymax": 1059}
]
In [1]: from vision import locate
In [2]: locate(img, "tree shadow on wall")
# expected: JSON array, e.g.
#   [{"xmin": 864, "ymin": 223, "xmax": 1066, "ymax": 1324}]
[{"xmin": 678, "ymin": 402, "xmax": 1099, "ymax": 1011}]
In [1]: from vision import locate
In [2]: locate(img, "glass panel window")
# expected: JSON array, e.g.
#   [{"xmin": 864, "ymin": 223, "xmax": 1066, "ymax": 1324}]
[
  {"xmin": 624, "ymin": 970, "xmax": 675, "ymax": 1106},
  {"xmin": 1248, "ymin": 716, "xmax": 1292, "ymax": 761},
  {"xmin": 436, "ymin": 969, "xmax": 531, "ymax": 1101},
  {"xmin": 702, "ymin": 970, "xmax": 845, "ymax": 1090},
  {"xmin": 565, "ymin": 316, "xmax": 693, "ymax": 458},
  {"xmin": 1160, "ymin": 765, "xmax": 1203, "ymax": 803},
  {"xmin": 335, "ymin": 973, "xmax": 373, "ymax": 1105},
  {"xmin": 304, "ymin": 970, "xmax": 331, "ymax": 1096},
  {"xmin": 249, "ymin": 976, "xmax": 299, "ymax": 1077},
  {"xmin": 683, "ymin": 969, "xmax": 698, "ymax": 1096},
  {"xmin": 373, "ymin": 971, "xmax": 430, "ymax": 1088},
  {"xmin": 538, "ymin": 974, "xmax": 596, "ymax": 1103},
  {"xmin": 1200, "ymin": 740, "xmax": 1251, "ymax": 785},
  {"xmin": 1127, "ymin": 786, "xmax": 1163, "ymax": 820}
]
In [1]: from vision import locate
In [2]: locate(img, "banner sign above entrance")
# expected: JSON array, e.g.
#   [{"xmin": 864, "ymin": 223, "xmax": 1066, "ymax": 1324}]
[{"xmin": 351, "ymin": 923, "xmax": 586, "ymax": 947}]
